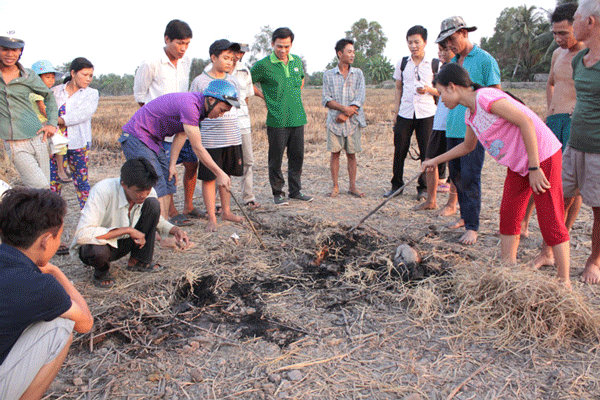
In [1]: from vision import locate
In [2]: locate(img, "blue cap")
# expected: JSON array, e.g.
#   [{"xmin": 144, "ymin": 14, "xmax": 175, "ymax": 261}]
[
  {"xmin": 31, "ymin": 60, "xmax": 59, "ymax": 75},
  {"xmin": 203, "ymin": 80, "xmax": 240, "ymax": 108}
]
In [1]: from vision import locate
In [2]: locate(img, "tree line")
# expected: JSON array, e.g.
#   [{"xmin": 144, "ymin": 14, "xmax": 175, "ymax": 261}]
[{"xmin": 71, "ymin": 3, "xmax": 565, "ymax": 96}]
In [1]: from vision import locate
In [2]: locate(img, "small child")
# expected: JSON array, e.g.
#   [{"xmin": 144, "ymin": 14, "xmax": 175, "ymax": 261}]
[
  {"xmin": 30, "ymin": 60, "xmax": 71, "ymax": 183},
  {"xmin": 422, "ymin": 63, "xmax": 571, "ymax": 288}
]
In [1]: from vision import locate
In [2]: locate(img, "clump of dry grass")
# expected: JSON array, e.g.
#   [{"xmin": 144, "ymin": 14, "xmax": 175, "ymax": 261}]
[{"xmin": 442, "ymin": 262, "xmax": 600, "ymax": 349}]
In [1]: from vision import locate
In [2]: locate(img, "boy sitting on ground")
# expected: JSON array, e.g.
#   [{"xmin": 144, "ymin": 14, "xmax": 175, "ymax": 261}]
[
  {"xmin": 71, "ymin": 158, "xmax": 192, "ymax": 288},
  {"xmin": 0, "ymin": 188, "xmax": 93, "ymax": 399}
]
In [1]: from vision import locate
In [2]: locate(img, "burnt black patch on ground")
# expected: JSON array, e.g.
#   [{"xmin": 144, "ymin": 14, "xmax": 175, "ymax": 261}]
[{"xmin": 174, "ymin": 275, "xmax": 218, "ymax": 307}]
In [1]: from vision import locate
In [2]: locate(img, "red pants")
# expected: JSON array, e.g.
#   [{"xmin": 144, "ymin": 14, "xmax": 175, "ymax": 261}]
[{"xmin": 499, "ymin": 150, "xmax": 569, "ymax": 246}]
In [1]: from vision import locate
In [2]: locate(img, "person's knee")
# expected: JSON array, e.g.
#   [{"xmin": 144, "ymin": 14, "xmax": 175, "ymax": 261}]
[
  {"xmin": 142, "ymin": 197, "xmax": 160, "ymax": 215},
  {"xmin": 79, "ymin": 245, "xmax": 111, "ymax": 268}
]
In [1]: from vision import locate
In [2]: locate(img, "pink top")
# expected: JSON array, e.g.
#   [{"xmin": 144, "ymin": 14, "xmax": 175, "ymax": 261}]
[{"xmin": 465, "ymin": 88, "xmax": 561, "ymax": 176}]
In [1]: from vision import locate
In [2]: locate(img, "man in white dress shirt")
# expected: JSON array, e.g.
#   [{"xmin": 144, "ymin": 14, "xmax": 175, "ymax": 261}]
[{"xmin": 133, "ymin": 19, "xmax": 195, "ymax": 227}]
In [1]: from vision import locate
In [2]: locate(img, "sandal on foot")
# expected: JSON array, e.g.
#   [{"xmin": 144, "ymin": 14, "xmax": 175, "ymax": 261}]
[
  {"xmin": 169, "ymin": 214, "xmax": 193, "ymax": 227},
  {"xmin": 93, "ymin": 271, "xmax": 115, "ymax": 289},
  {"xmin": 245, "ymin": 201, "xmax": 261, "ymax": 210},
  {"xmin": 127, "ymin": 260, "xmax": 165, "ymax": 273},
  {"xmin": 184, "ymin": 208, "xmax": 205, "ymax": 219}
]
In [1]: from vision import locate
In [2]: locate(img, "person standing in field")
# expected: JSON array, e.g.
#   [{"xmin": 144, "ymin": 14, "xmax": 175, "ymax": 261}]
[
  {"xmin": 189, "ymin": 39, "xmax": 244, "ymax": 232},
  {"xmin": 133, "ymin": 19, "xmax": 195, "ymax": 227},
  {"xmin": 30, "ymin": 60, "xmax": 71, "ymax": 184},
  {"xmin": 413, "ymin": 42, "xmax": 458, "ymax": 213},
  {"xmin": 251, "ymin": 27, "xmax": 313, "ymax": 205},
  {"xmin": 386, "ymin": 25, "xmax": 439, "ymax": 201},
  {"xmin": 0, "ymin": 31, "xmax": 57, "ymax": 189},
  {"xmin": 534, "ymin": 0, "xmax": 600, "ymax": 284},
  {"xmin": 231, "ymin": 43, "xmax": 261, "ymax": 210},
  {"xmin": 50, "ymin": 57, "xmax": 99, "ymax": 210},
  {"xmin": 521, "ymin": 3, "xmax": 585, "ymax": 237},
  {"xmin": 322, "ymin": 38, "xmax": 366, "ymax": 198},
  {"xmin": 435, "ymin": 16, "xmax": 501, "ymax": 245}
]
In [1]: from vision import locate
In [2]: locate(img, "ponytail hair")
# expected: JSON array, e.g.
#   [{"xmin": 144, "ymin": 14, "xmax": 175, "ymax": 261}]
[
  {"xmin": 63, "ymin": 57, "xmax": 94, "ymax": 84},
  {"xmin": 433, "ymin": 63, "xmax": 524, "ymax": 104}
]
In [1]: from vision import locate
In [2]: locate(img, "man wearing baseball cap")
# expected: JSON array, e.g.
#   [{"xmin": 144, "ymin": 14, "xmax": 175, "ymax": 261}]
[
  {"xmin": 435, "ymin": 17, "xmax": 501, "ymax": 245},
  {"xmin": 0, "ymin": 31, "xmax": 58, "ymax": 189}
]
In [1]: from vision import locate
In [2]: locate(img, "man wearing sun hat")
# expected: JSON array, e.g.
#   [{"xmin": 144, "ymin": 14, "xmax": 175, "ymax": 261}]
[
  {"xmin": 435, "ymin": 17, "xmax": 501, "ymax": 246},
  {"xmin": 0, "ymin": 31, "xmax": 58, "ymax": 189}
]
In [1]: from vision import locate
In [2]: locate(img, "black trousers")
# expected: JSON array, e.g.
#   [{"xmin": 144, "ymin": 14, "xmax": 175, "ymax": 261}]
[
  {"xmin": 391, "ymin": 115, "xmax": 434, "ymax": 190},
  {"xmin": 79, "ymin": 197, "xmax": 160, "ymax": 274},
  {"xmin": 267, "ymin": 126, "xmax": 304, "ymax": 197}
]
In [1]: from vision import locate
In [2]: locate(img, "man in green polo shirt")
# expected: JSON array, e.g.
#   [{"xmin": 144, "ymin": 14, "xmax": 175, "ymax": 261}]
[{"xmin": 251, "ymin": 27, "xmax": 312, "ymax": 205}]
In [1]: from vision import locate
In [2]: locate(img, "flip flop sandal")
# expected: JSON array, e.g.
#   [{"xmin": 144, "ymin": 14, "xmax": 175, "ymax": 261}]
[
  {"xmin": 184, "ymin": 208, "xmax": 205, "ymax": 219},
  {"xmin": 127, "ymin": 260, "xmax": 165, "ymax": 273},
  {"xmin": 93, "ymin": 271, "xmax": 115, "ymax": 289},
  {"xmin": 169, "ymin": 214, "xmax": 193, "ymax": 227},
  {"xmin": 57, "ymin": 177, "xmax": 73, "ymax": 183},
  {"xmin": 245, "ymin": 201, "xmax": 262, "ymax": 210},
  {"xmin": 56, "ymin": 244, "xmax": 70, "ymax": 256},
  {"xmin": 215, "ymin": 205, "xmax": 222, "ymax": 215}
]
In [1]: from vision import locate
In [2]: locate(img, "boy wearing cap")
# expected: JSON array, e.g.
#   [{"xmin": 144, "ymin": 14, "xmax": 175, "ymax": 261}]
[
  {"xmin": 133, "ymin": 19, "xmax": 195, "ymax": 227},
  {"xmin": 435, "ymin": 16, "xmax": 501, "ymax": 245},
  {"xmin": 231, "ymin": 44, "xmax": 261, "ymax": 209},
  {"xmin": 0, "ymin": 32, "xmax": 58, "ymax": 189},
  {"xmin": 31, "ymin": 60, "xmax": 71, "ymax": 183},
  {"xmin": 190, "ymin": 39, "xmax": 244, "ymax": 232}
]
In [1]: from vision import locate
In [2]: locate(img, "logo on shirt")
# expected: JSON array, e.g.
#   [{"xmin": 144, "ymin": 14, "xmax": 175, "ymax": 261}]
[{"xmin": 294, "ymin": 67, "xmax": 299, "ymax": 72}]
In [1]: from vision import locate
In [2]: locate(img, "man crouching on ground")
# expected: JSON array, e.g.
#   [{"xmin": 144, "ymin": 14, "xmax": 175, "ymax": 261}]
[
  {"xmin": 0, "ymin": 188, "xmax": 93, "ymax": 399},
  {"xmin": 71, "ymin": 158, "xmax": 191, "ymax": 288}
]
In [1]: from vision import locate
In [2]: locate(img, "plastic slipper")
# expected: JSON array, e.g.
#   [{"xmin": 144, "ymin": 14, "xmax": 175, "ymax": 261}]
[
  {"xmin": 185, "ymin": 208, "xmax": 205, "ymax": 219},
  {"xmin": 56, "ymin": 244, "xmax": 70, "ymax": 256},
  {"xmin": 169, "ymin": 214, "xmax": 193, "ymax": 227},
  {"xmin": 347, "ymin": 191, "xmax": 365, "ymax": 198},
  {"xmin": 93, "ymin": 271, "xmax": 115, "ymax": 289},
  {"xmin": 127, "ymin": 261, "xmax": 165, "ymax": 273},
  {"xmin": 245, "ymin": 201, "xmax": 261, "ymax": 210},
  {"xmin": 57, "ymin": 177, "xmax": 73, "ymax": 183}
]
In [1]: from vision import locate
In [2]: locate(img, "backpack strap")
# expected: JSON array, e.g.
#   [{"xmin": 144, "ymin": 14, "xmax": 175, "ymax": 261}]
[{"xmin": 399, "ymin": 56, "xmax": 409, "ymax": 84}]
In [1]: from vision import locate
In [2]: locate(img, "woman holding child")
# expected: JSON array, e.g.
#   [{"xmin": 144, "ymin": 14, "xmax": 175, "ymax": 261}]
[{"xmin": 50, "ymin": 57, "xmax": 99, "ymax": 209}]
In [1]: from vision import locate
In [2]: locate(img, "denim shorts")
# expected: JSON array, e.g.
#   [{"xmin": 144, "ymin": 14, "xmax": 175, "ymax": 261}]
[
  {"xmin": 118, "ymin": 132, "xmax": 176, "ymax": 197},
  {"xmin": 163, "ymin": 140, "xmax": 198, "ymax": 164}
]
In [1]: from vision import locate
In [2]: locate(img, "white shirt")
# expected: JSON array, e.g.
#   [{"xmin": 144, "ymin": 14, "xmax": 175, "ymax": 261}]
[
  {"xmin": 52, "ymin": 84, "xmax": 99, "ymax": 150},
  {"xmin": 134, "ymin": 50, "xmax": 191, "ymax": 143},
  {"xmin": 230, "ymin": 63, "xmax": 254, "ymax": 134},
  {"xmin": 70, "ymin": 177, "xmax": 174, "ymax": 255},
  {"xmin": 393, "ymin": 56, "xmax": 437, "ymax": 119}
]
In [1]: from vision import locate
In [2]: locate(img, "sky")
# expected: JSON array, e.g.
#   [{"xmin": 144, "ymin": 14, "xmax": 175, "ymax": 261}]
[{"xmin": 3, "ymin": 0, "xmax": 558, "ymax": 76}]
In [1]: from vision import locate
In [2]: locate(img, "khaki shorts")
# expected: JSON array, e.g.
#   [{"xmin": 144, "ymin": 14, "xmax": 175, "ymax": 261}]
[
  {"xmin": 0, "ymin": 318, "xmax": 74, "ymax": 400},
  {"xmin": 327, "ymin": 127, "xmax": 362, "ymax": 154},
  {"xmin": 562, "ymin": 146, "xmax": 600, "ymax": 207}
]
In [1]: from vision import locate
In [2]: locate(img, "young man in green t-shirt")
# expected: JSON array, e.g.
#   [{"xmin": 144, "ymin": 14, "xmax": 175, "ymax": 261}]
[{"xmin": 251, "ymin": 27, "xmax": 312, "ymax": 205}]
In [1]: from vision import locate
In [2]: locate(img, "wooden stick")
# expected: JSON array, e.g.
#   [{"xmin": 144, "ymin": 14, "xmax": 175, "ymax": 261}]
[
  {"xmin": 229, "ymin": 190, "xmax": 266, "ymax": 249},
  {"xmin": 350, "ymin": 172, "xmax": 421, "ymax": 232}
]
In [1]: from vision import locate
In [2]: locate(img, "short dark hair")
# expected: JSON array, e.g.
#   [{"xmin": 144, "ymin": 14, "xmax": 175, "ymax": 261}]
[
  {"xmin": 0, "ymin": 188, "xmax": 66, "ymax": 249},
  {"xmin": 335, "ymin": 38, "xmax": 354, "ymax": 56},
  {"xmin": 407, "ymin": 25, "xmax": 428, "ymax": 42},
  {"xmin": 120, "ymin": 158, "xmax": 159, "ymax": 190},
  {"xmin": 551, "ymin": 3, "xmax": 578, "ymax": 24},
  {"xmin": 63, "ymin": 57, "xmax": 94, "ymax": 84},
  {"xmin": 272, "ymin": 27, "xmax": 294, "ymax": 43},
  {"xmin": 164, "ymin": 19, "xmax": 193, "ymax": 41}
]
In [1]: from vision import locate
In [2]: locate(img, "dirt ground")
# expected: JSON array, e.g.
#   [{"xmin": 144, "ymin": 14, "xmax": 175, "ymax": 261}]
[{"xmin": 3, "ymin": 90, "xmax": 600, "ymax": 399}]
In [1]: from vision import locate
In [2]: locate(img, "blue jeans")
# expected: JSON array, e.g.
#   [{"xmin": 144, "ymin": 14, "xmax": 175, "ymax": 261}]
[{"xmin": 447, "ymin": 137, "xmax": 485, "ymax": 231}]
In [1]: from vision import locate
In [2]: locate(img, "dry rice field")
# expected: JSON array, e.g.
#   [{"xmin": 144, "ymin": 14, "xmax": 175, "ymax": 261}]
[{"xmin": 3, "ymin": 88, "xmax": 600, "ymax": 399}]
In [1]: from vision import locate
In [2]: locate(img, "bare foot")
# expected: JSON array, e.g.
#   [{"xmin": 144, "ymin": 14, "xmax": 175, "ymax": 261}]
[
  {"xmin": 176, "ymin": 241, "xmax": 196, "ymax": 251},
  {"xmin": 205, "ymin": 219, "xmax": 218, "ymax": 232},
  {"xmin": 559, "ymin": 278, "xmax": 572, "ymax": 291},
  {"xmin": 57, "ymin": 171, "xmax": 71, "ymax": 182},
  {"xmin": 326, "ymin": 187, "xmax": 339, "ymax": 198},
  {"xmin": 530, "ymin": 250, "xmax": 555, "ymax": 270},
  {"xmin": 581, "ymin": 262, "xmax": 600, "ymax": 284},
  {"xmin": 446, "ymin": 218, "xmax": 464, "ymax": 229},
  {"xmin": 222, "ymin": 212, "xmax": 243, "ymax": 223},
  {"xmin": 347, "ymin": 189, "xmax": 365, "ymax": 198},
  {"xmin": 437, "ymin": 204, "xmax": 457, "ymax": 217},
  {"xmin": 412, "ymin": 201, "xmax": 437, "ymax": 211},
  {"xmin": 459, "ymin": 230, "xmax": 478, "ymax": 245}
]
